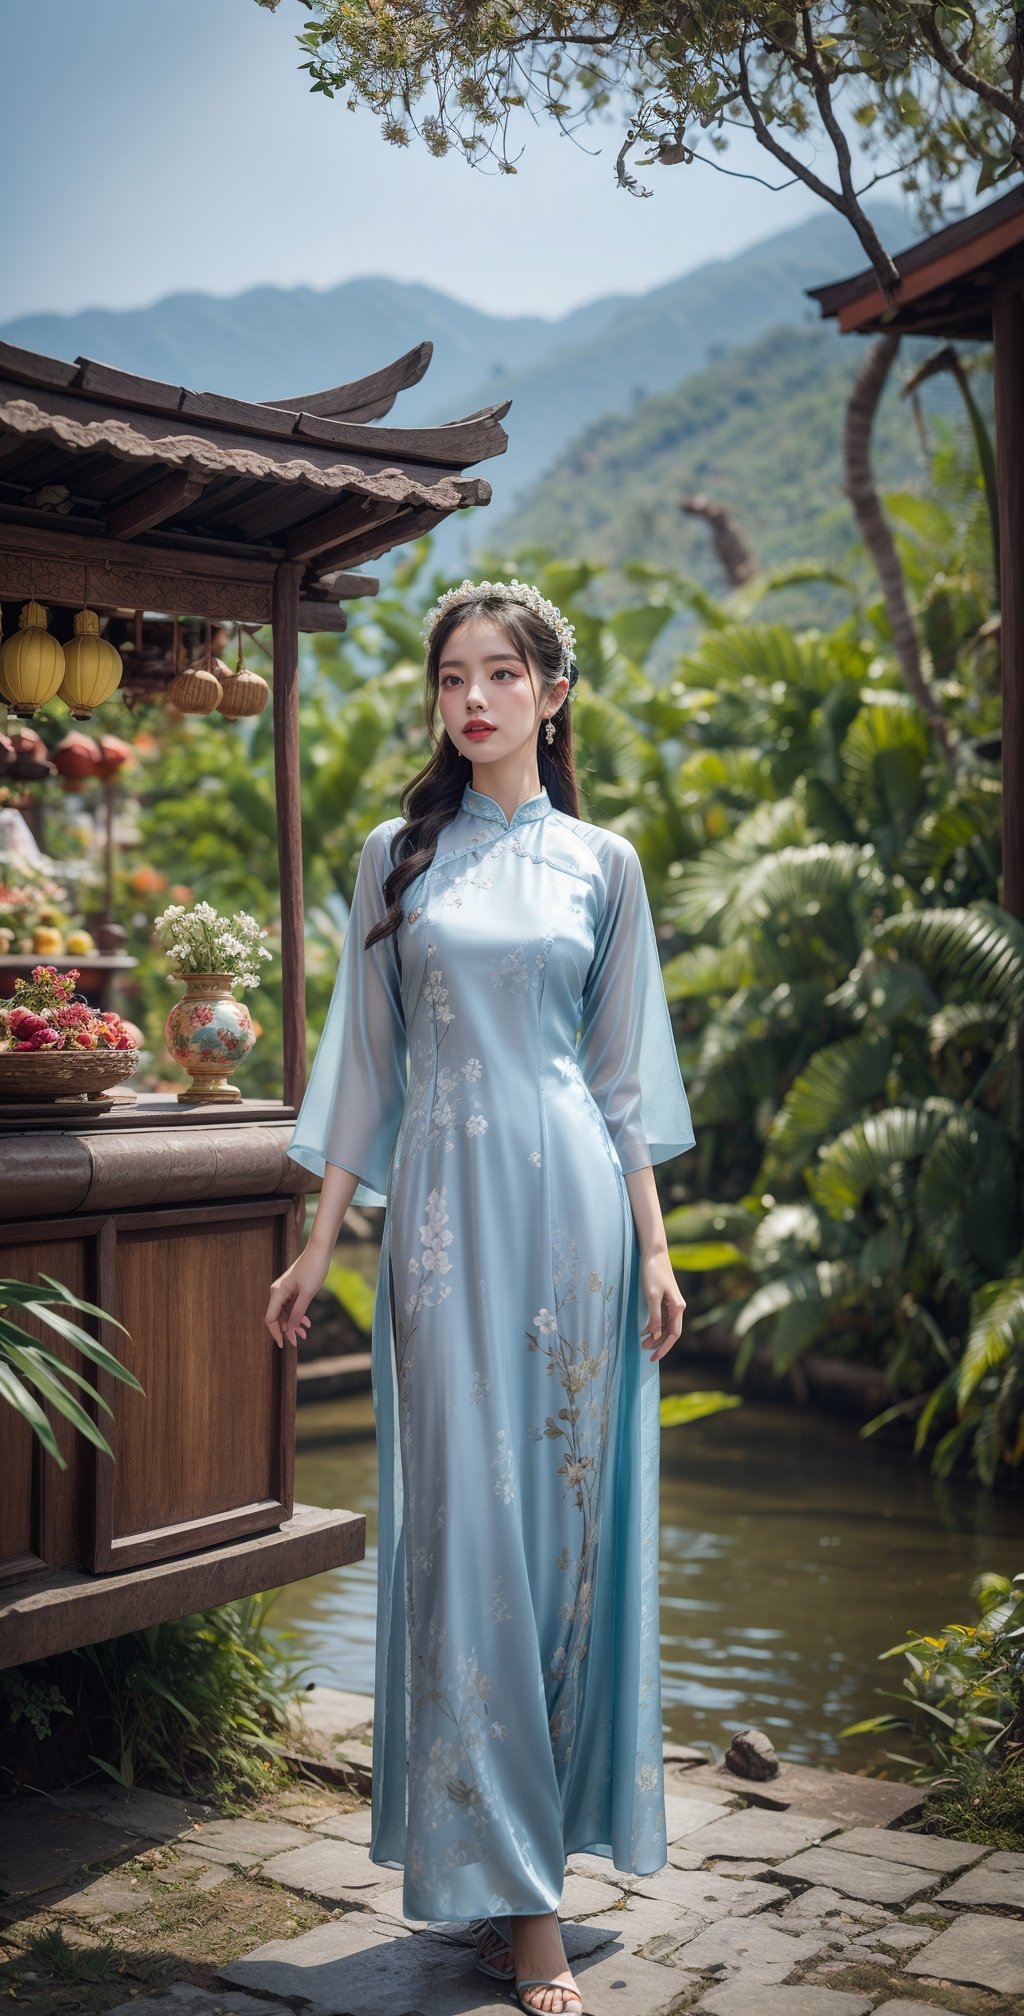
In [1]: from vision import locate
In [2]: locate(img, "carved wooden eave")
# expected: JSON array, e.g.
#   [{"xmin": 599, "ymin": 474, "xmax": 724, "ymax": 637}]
[
  {"xmin": 263, "ymin": 339, "xmax": 434, "ymax": 422},
  {"xmin": 0, "ymin": 337, "xmax": 508, "ymax": 622}
]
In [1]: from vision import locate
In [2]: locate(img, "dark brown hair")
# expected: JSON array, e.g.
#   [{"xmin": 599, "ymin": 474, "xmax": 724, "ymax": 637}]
[{"xmin": 364, "ymin": 595, "xmax": 581, "ymax": 947}]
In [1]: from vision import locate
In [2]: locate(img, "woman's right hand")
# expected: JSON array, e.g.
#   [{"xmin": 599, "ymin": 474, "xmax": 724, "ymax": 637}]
[{"xmin": 264, "ymin": 1249, "xmax": 330, "ymax": 1350}]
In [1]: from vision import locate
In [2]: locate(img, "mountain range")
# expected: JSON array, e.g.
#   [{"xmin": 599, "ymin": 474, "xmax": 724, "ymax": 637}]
[{"xmin": 0, "ymin": 203, "xmax": 910, "ymax": 571}]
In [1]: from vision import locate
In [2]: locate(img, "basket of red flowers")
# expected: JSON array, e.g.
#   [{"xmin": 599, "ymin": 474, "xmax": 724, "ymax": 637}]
[{"xmin": 0, "ymin": 965, "xmax": 140, "ymax": 1100}]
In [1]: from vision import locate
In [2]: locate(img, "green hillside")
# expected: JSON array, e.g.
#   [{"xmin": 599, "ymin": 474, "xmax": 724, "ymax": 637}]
[{"xmin": 490, "ymin": 320, "xmax": 968, "ymax": 611}]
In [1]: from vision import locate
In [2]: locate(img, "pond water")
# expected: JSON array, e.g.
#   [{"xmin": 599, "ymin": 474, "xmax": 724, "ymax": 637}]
[{"xmin": 270, "ymin": 1373, "xmax": 1022, "ymax": 1773}]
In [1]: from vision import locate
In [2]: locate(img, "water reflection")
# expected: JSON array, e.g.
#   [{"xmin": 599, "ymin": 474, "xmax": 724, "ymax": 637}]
[{"xmin": 270, "ymin": 1378, "xmax": 1021, "ymax": 1771}]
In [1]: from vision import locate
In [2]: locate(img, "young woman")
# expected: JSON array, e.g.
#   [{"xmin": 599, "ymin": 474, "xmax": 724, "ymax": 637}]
[{"xmin": 264, "ymin": 579, "xmax": 694, "ymax": 2016}]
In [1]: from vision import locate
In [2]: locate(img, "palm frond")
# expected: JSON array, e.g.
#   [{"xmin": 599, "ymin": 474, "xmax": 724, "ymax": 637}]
[
  {"xmin": 917, "ymin": 1113, "xmax": 1023, "ymax": 1284},
  {"xmin": 661, "ymin": 941, "xmax": 754, "ymax": 1001},
  {"xmin": 810, "ymin": 1100, "xmax": 957, "ymax": 1219},
  {"xmin": 734, "ymin": 1259, "xmax": 859, "ymax": 1372},
  {"xmin": 873, "ymin": 903, "xmax": 1024, "ymax": 1018},
  {"xmin": 959, "ymin": 1277, "xmax": 1024, "ymax": 1410},
  {"xmin": 771, "ymin": 1030, "xmax": 892, "ymax": 1159},
  {"xmin": 841, "ymin": 700, "xmax": 931, "ymax": 856}
]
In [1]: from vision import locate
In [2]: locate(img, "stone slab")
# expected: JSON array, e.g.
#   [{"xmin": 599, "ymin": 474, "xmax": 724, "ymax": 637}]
[
  {"xmin": 872, "ymin": 2004, "xmax": 962, "ymax": 2015},
  {"xmin": 667, "ymin": 1914, "xmax": 831, "ymax": 1982},
  {"xmin": 823, "ymin": 1826, "xmax": 989, "ymax": 1872},
  {"xmin": 905, "ymin": 1910, "xmax": 1024, "ymax": 1995},
  {"xmin": 566, "ymin": 1940, "xmax": 705, "ymax": 2012},
  {"xmin": 312, "ymin": 1806, "xmax": 375, "ymax": 1847},
  {"xmin": 50, "ymin": 1785, "xmax": 210, "ymax": 1843},
  {"xmin": 662, "ymin": 1767, "xmax": 738, "ymax": 1806},
  {"xmin": 274, "ymin": 1799, "xmax": 343, "ymax": 1825},
  {"xmin": 44, "ymin": 1872, "xmax": 153, "ymax": 1920},
  {"xmin": 633, "ymin": 1865, "xmax": 790, "ymax": 1916},
  {"xmin": 110, "ymin": 1989, "xmax": 287, "ymax": 2016},
  {"xmin": 673, "ymin": 1808, "xmax": 841, "ymax": 1861},
  {"xmin": 582, "ymin": 1890, "xmax": 710, "ymax": 1958},
  {"xmin": 563, "ymin": 1849, "xmax": 637, "ymax": 1887},
  {"xmin": 698, "ymin": 1860, "xmax": 783, "ymax": 1881},
  {"xmin": 666, "ymin": 1794, "xmax": 743, "ymax": 1841},
  {"xmin": 937, "ymin": 1862, "xmax": 1024, "ymax": 1910},
  {"xmin": 175, "ymin": 1818, "xmax": 311, "ymax": 1868},
  {"xmin": 773, "ymin": 1846, "xmax": 936, "ymax": 1904},
  {"xmin": 696, "ymin": 1987, "xmax": 874, "ymax": 2016},
  {"xmin": 224, "ymin": 1915, "xmax": 650, "ymax": 2016},
  {"xmin": 871, "ymin": 1925, "xmax": 934, "ymax": 1953},
  {"xmin": 260, "ymin": 1837, "xmax": 399, "ymax": 1902},
  {"xmin": 288, "ymin": 1684, "xmax": 375, "ymax": 1738},
  {"xmin": 0, "ymin": 1799, "xmax": 146, "ymax": 1900},
  {"xmin": 558, "ymin": 1871, "xmax": 630, "ymax": 1917},
  {"xmin": 777, "ymin": 1886, "xmax": 894, "ymax": 1930},
  {"xmin": 667, "ymin": 1762, "xmax": 923, "ymax": 1827},
  {"xmin": 989, "ymin": 1850, "xmax": 1024, "ymax": 1872}
]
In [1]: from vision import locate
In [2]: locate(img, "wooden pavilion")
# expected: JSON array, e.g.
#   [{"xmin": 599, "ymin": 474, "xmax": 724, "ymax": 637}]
[
  {"xmin": 0, "ymin": 338, "xmax": 508, "ymax": 1665},
  {"xmin": 807, "ymin": 185, "xmax": 1024, "ymax": 921}
]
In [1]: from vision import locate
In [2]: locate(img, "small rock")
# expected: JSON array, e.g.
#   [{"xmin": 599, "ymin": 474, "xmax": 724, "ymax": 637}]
[{"xmin": 724, "ymin": 1730, "xmax": 780, "ymax": 1781}]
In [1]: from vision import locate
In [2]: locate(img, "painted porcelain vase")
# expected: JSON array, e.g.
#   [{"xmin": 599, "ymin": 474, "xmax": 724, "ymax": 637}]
[{"xmin": 165, "ymin": 972, "xmax": 255, "ymax": 1103}]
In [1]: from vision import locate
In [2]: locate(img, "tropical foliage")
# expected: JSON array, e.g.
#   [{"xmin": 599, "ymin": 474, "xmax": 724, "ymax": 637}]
[
  {"xmin": 0, "ymin": 1274, "xmax": 142, "ymax": 1467},
  {"xmin": 837, "ymin": 1568, "xmax": 1024, "ymax": 1848},
  {"xmin": 0, "ymin": 1591, "xmax": 310, "ymax": 1802}
]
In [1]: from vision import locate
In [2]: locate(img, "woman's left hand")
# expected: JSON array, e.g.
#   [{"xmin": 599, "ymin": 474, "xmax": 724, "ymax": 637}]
[{"xmin": 639, "ymin": 1247, "xmax": 686, "ymax": 1362}]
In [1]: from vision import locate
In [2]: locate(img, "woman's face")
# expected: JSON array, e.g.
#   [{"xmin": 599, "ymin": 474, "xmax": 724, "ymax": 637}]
[{"xmin": 436, "ymin": 613, "xmax": 556, "ymax": 766}]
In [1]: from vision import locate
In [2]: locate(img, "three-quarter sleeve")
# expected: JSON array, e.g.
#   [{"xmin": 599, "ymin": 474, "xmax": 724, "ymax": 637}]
[
  {"xmin": 287, "ymin": 819, "xmax": 408, "ymax": 1207},
  {"xmin": 576, "ymin": 832, "xmax": 695, "ymax": 1172}
]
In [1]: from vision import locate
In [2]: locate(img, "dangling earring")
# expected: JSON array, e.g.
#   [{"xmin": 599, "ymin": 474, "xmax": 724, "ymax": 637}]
[{"xmin": 543, "ymin": 716, "xmax": 556, "ymax": 746}]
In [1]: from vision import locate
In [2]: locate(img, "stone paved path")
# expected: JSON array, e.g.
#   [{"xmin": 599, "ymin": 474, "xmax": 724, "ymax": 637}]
[{"xmin": 1, "ymin": 1686, "xmax": 1021, "ymax": 2015}]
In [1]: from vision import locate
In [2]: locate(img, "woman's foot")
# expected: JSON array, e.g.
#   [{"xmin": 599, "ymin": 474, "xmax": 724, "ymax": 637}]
[{"xmin": 510, "ymin": 1911, "xmax": 582, "ymax": 2014}]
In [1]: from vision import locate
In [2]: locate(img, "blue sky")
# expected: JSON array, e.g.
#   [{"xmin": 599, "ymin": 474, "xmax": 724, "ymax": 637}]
[{"xmin": 0, "ymin": 0, "xmax": 915, "ymax": 325}]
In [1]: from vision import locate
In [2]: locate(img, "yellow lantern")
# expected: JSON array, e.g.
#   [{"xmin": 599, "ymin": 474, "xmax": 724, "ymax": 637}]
[
  {"xmin": 58, "ymin": 609, "xmax": 123, "ymax": 718},
  {"xmin": 0, "ymin": 602, "xmax": 65, "ymax": 716}
]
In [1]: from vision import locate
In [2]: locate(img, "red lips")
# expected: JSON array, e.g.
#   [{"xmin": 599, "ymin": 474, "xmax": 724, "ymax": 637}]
[{"xmin": 463, "ymin": 723, "xmax": 496, "ymax": 736}]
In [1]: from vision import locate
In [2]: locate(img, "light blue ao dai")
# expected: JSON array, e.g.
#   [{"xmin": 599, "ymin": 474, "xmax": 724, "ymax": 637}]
[{"xmin": 288, "ymin": 780, "xmax": 695, "ymax": 1922}]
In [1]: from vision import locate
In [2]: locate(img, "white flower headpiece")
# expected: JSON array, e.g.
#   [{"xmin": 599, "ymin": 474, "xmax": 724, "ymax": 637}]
[{"xmin": 422, "ymin": 578, "xmax": 578, "ymax": 688}]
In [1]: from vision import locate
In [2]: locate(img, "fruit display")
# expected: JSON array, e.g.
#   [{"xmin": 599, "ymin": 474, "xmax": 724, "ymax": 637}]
[
  {"xmin": 0, "ymin": 965, "xmax": 138, "ymax": 1053},
  {"xmin": 0, "ymin": 872, "xmax": 75, "ymax": 956}
]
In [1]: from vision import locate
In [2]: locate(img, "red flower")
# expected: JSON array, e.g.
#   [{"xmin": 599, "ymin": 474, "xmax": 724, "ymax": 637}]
[
  {"xmin": 191, "ymin": 1003, "xmax": 214, "ymax": 1027},
  {"xmin": 9, "ymin": 1007, "xmax": 51, "ymax": 1040},
  {"xmin": 55, "ymin": 1003, "xmax": 92, "ymax": 1029}
]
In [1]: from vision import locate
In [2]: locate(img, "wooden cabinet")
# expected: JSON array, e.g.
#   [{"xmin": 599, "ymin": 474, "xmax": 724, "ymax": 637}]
[{"xmin": 0, "ymin": 1098, "xmax": 363, "ymax": 1665}]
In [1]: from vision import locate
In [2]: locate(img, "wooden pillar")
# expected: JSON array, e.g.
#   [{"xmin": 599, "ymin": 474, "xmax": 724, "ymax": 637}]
[
  {"xmin": 993, "ymin": 278, "xmax": 1024, "ymax": 922},
  {"xmin": 272, "ymin": 561, "xmax": 306, "ymax": 1110}
]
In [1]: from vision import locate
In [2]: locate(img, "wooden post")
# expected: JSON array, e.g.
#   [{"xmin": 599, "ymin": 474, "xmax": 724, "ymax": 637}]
[
  {"xmin": 993, "ymin": 278, "xmax": 1024, "ymax": 922},
  {"xmin": 272, "ymin": 561, "xmax": 306, "ymax": 1110}
]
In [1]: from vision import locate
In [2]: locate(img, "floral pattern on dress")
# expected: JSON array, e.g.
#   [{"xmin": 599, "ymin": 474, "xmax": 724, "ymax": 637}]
[
  {"xmin": 524, "ymin": 1231, "xmax": 618, "ymax": 1772},
  {"xmin": 489, "ymin": 934, "xmax": 554, "ymax": 996}
]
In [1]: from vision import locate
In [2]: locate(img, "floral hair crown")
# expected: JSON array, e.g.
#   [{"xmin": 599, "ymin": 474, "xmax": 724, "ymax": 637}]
[{"xmin": 422, "ymin": 578, "xmax": 579, "ymax": 689}]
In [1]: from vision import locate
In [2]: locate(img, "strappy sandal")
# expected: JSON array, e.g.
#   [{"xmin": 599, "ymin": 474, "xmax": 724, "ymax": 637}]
[
  {"xmin": 468, "ymin": 1913, "xmax": 513, "ymax": 1980},
  {"xmin": 513, "ymin": 1976, "xmax": 585, "ymax": 2015}
]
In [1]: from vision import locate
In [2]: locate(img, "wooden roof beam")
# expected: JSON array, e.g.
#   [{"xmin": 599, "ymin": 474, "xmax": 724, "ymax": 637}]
[
  {"xmin": 285, "ymin": 493, "xmax": 399, "ymax": 564},
  {"xmin": 313, "ymin": 570, "xmax": 379, "ymax": 600},
  {"xmin": 107, "ymin": 469, "xmax": 210, "ymax": 541},
  {"xmin": 312, "ymin": 499, "xmax": 450, "ymax": 575},
  {"xmin": 263, "ymin": 342, "xmax": 433, "ymax": 424}
]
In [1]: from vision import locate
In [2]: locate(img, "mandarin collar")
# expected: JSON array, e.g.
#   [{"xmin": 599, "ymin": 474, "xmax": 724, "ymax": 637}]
[{"xmin": 460, "ymin": 782, "xmax": 552, "ymax": 831}]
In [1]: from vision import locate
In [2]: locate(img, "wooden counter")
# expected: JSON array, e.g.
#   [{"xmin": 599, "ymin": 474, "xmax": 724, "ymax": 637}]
[{"xmin": 0, "ymin": 1098, "xmax": 363, "ymax": 1668}]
